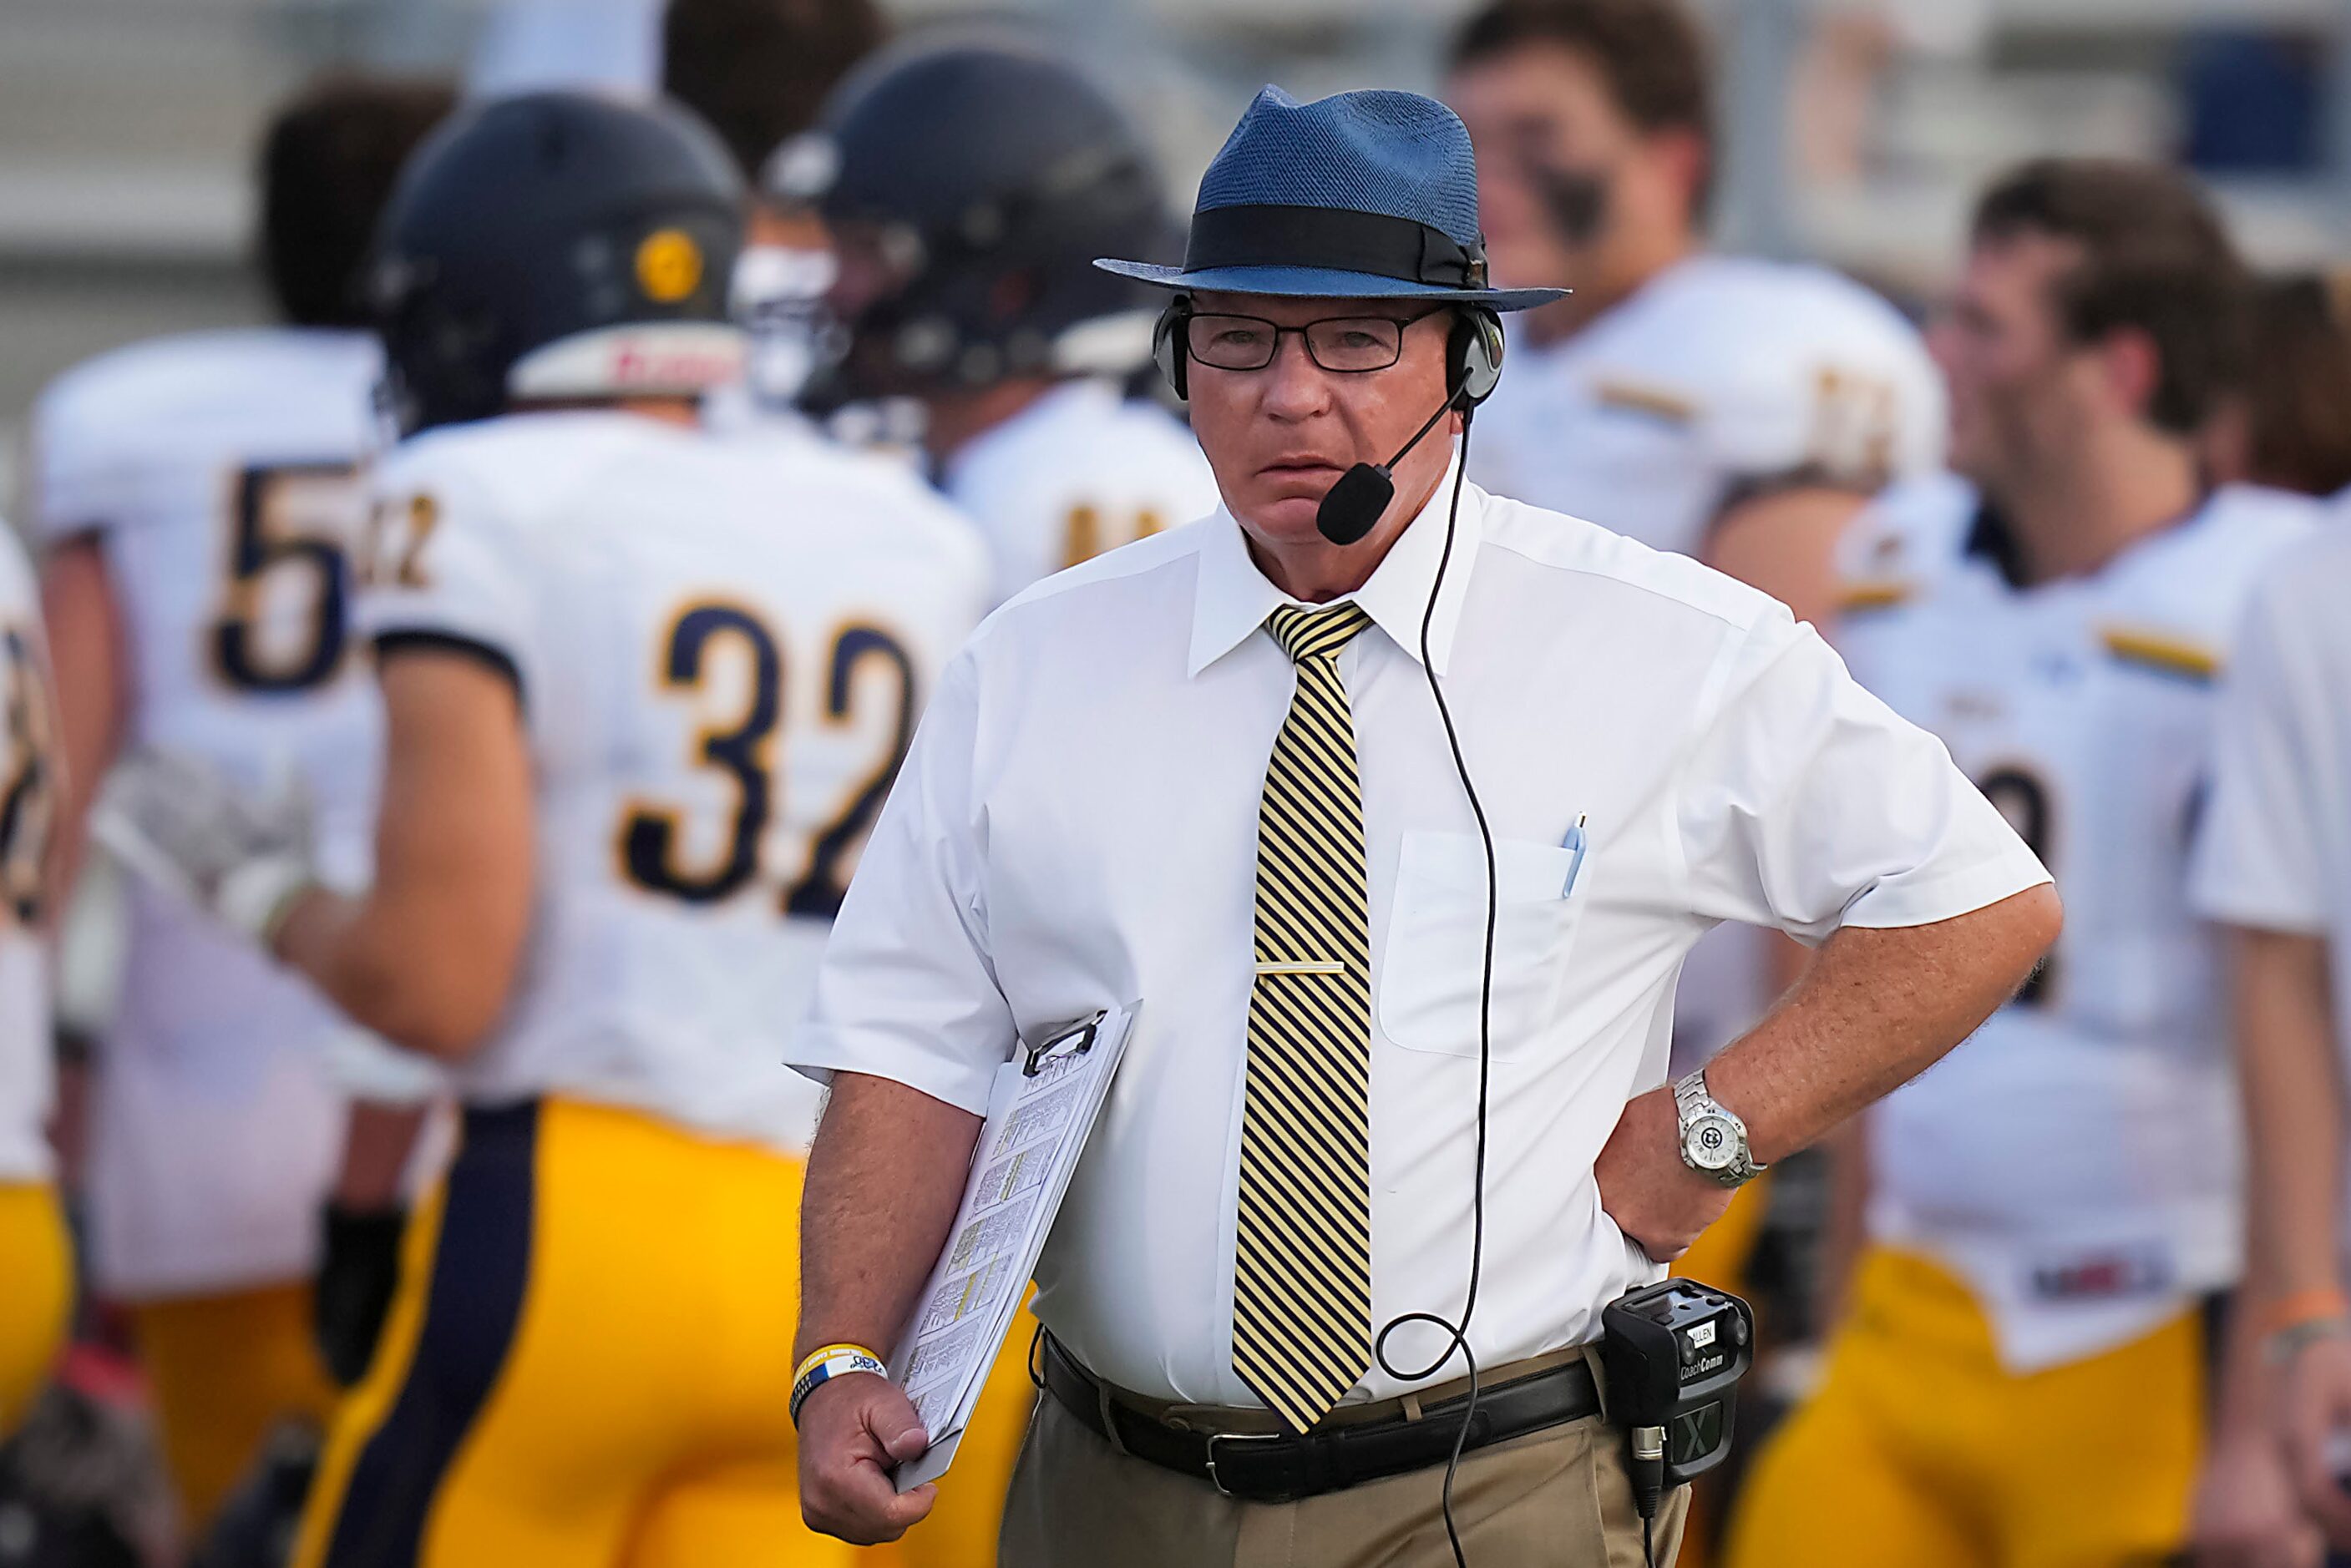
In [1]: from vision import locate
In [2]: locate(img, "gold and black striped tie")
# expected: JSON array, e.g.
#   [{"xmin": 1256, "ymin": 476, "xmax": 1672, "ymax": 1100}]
[{"xmin": 1234, "ymin": 601, "xmax": 1376, "ymax": 1434}]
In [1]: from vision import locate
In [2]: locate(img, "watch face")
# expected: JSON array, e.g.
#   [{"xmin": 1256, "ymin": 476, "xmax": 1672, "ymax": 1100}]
[{"xmin": 1686, "ymin": 1114, "xmax": 1739, "ymax": 1172}]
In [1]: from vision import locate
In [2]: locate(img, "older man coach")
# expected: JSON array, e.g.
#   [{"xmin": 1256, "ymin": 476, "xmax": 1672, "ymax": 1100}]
[{"xmin": 787, "ymin": 86, "xmax": 2059, "ymax": 1567}]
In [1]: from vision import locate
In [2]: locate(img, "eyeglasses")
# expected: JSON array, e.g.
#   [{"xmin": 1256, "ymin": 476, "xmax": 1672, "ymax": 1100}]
[{"xmin": 1182, "ymin": 306, "xmax": 1446, "ymax": 373}]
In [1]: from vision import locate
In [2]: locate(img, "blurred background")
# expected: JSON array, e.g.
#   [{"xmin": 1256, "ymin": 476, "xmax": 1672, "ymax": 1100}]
[
  {"xmin": 9, "ymin": 0, "xmax": 2351, "ymax": 513},
  {"xmin": 6, "ymin": 4, "xmax": 2344, "ymax": 1565}
]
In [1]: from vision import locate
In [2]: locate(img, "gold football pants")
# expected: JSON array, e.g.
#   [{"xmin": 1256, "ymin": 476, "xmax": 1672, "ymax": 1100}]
[
  {"xmin": 291, "ymin": 1097, "xmax": 1031, "ymax": 1567},
  {"xmin": 128, "ymin": 1278, "xmax": 341, "ymax": 1533},
  {"xmin": 0, "ymin": 1181, "xmax": 71, "ymax": 1438},
  {"xmin": 1724, "ymin": 1247, "xmax": 2205, "ymax": 1568}
]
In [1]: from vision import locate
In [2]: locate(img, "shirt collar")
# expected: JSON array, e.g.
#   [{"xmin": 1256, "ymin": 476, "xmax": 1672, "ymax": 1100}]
[{"xmin": 1188, "ymin": 450, "xmax": 1482, "ymax": 678}]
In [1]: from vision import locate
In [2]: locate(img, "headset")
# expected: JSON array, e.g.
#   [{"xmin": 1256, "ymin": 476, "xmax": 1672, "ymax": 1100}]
[{"xmin": 1158, "ymin": 285, "xmax": 1505, "ymax": 1568}]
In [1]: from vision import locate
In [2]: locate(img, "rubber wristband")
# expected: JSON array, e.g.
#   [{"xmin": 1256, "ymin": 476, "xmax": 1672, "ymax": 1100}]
[
  {"xmin": 793, "ymin": 1342, "xmax": 886, "ymax": 1386},
  {"xmin": 2261, "ymin": 1287, "xmax": 2351, "ymax": 1337},
  {"xmin": 790, "ymin": 1343, "xmax": 889, "ymax": 1427},
  {"xmin": 2264, "ymin": 1314, "xmax": 2351, "ymax": 1368}
]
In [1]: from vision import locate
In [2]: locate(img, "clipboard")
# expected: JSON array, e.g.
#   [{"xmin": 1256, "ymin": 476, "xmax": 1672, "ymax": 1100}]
[{"xmin": 888, "ymin": 1002, "xmax": 1138, "ymax": 1492}]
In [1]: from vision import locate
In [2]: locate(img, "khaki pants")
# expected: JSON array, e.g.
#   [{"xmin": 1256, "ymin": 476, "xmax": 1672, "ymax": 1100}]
[{"xmin": 1000, "ymin": 1375, "xmax": 1687, "ymax": 1568}]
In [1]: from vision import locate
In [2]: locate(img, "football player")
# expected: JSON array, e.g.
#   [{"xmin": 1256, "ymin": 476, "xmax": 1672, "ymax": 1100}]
[
  {"xmin": 1446, "ymin": 0, "xmax": 1944, "ymax": 607},
  {"xmin": 1725, "ymin": 159, "xmax": 2318, "ymax": 1568},
  {"xmin": 0, "ymin": 525, "xmax": 68, "ymax": 1441},
  {"xmin": 2182, "ymin": 271, "xmax": 2351, "ymax": 1568},
  {"xmin": 1445, "ymin": 0, "xmax": 1948, "ymax": 1102},
  {"xmin": 29, "ymin": 76, "xmax": 452, "ymax": 1534},
  {"xmin": 2187, "ymin": 484, "xmax": 2351, "ymax": 1568},
  {"xmin": 782, "ymin": 37, "xmax": 1220, "ymax": 605},
  {"xmin": 99, "ymin": 91, "xmax": 987, "ymax": 1566}
]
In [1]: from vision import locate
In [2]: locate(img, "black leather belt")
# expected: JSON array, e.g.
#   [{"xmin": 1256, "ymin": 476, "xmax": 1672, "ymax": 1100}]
[{"xmin": 1036, "ymin": 1332, "xmax": 1602, "ymax": 1503}]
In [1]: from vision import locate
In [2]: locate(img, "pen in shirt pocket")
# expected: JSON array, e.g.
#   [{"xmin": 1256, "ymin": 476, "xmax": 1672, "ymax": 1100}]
[{"xmin": 1561, "ymin": 815, "xmax": 1588, "ymax": 898}]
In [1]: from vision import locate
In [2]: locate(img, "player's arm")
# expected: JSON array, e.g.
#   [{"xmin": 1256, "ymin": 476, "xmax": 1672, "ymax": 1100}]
[
  {"xmin": 2230, "ymin": 925, "xmax": 2351, "ymax": 1541},
  {"xmin": 2190, "ymin": 569, "xmax": 2351, "ymax": 1545},
  {"xmin": 271, "ymin": 648, "xmax": 533, "ymax": 1060},
  {"xmin": 2236, "ymin": 928, "xmax": 2346, "ymax": 1318},
  {"xmin": 37, "ymin": 538, "xmax": 129, "ymax": 896}
]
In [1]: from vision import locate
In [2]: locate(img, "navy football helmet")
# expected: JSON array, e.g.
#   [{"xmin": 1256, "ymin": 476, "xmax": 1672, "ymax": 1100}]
[
  {"xmin": 372, "ymin": 91, "xmax": 746, "ymax": 434},
  {"xmin": 773, "ymin": 37, "xmax": 1177, "ymax": 407}
]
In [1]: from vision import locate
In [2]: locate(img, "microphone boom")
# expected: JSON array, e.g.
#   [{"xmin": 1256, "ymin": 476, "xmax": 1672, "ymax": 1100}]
[{"xmin": 1315, "ymin": 390, "xmax": 1460, "ymax": 545}]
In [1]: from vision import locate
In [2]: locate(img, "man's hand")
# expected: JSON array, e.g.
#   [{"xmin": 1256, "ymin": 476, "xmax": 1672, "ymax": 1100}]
[
  {"xmin": 1595, "ymin": 1085, "xmax": 1734, "ymax": 1262},
  {"xmin": 91, "ymin": 746, "xmax": 314, "ymax": 942},
  {"xmin": 2283, "ymin": 1335, "xmax": 2351, "ymax": 1543},
  {"xmin": 798, "ymin": 1369, "xmax": 939, "ymax": 1545},
  {"xmin": 2194, "ymin": 1423, "xmax": 2323, "ymax": 1568}
]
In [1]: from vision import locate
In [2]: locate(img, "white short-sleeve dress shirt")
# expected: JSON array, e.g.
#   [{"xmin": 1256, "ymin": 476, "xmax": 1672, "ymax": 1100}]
[{"xmin": 789, "ymin": 457, "xmax": 2050, "ymax": 1409}]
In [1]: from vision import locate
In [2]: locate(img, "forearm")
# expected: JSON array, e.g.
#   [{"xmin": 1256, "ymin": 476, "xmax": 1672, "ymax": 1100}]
[
  {"xmin": 2234, "ymin": 928, "xmax": 2345, "ymax": 1302},
  {"xmin": 798, "ymin": 1073, "xmax": 982, "ymax": 1363},
  {"xmin": 1707, "ymin": 883, "xmax": 2060, "ymax": 1163},
  {"xmin": 271, "ymin": 653, "xmax": 533, "ymax": 1061},
  {"xmin": 272, "ymin": 886, "xmax": 503, "ymax": 1060},
  {"xmin": 38, "ymin": 539, "xmax": 125, "ymax": 898}
]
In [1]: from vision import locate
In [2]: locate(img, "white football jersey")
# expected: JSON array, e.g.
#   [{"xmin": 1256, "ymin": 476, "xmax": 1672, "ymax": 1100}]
[
  {"xmin": 2190, "ymin": 512, "xmax": 2351, "ymax": 1266},
  {"xmin": 362, "ymin": 410, "xmax": 990, "ymax": 1152},
  {"xmin": 940, "ymin": 378, "xmax": 1221, "ymax": 605},
  {"xmin": 0, "ymin": 528, "xmax": 58, "ymax": 1184},
  {"xmin": 1470, "ymin": 254, "xmax": 1946, "ymax": 561},
  {"xmin": 1839, "ymin": 477, "xmax": 2318, "ymax": 1370},
  {"xmin": 28, "ymin": 328, "xmax": 384, "ymax": 1297}
]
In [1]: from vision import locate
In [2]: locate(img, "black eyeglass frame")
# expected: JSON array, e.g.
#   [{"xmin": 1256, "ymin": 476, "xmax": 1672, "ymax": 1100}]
[{"xmin": 1178, "ymin": 302, "xmax": 1452, "ymax": 374}]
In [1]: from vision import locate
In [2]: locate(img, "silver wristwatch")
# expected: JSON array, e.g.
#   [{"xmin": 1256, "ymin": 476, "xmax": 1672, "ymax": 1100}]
[{"xmin": 1674, "ymin": 1070, "xmax": 1766, "ymax": 1187}]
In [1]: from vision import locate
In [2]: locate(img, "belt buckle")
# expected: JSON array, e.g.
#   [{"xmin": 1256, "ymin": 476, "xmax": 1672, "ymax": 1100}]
[{"xmin": 1203, "ymin": 1431, "xmax": 1294, "ymax": 1500}]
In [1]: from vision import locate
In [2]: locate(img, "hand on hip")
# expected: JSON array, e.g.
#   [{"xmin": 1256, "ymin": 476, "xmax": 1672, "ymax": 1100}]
[{"xmin": 1595, "ymin": 1085, "xmax": 1735, "ymax": 1263}]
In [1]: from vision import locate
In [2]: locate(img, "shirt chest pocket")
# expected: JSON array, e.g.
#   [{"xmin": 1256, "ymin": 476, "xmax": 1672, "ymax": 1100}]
[{"xmin": 1377, "ymin": 830, "xmax": 1589, "ymax": 1060}]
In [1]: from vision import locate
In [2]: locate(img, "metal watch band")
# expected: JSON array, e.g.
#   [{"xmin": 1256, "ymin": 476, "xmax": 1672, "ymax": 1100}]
[{"xmin": 1673, "ymin": 1069, "xmax": 1766, "ymax": 1186}]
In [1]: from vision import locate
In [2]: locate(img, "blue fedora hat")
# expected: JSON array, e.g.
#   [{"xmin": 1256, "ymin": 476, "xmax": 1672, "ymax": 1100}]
[{"xmin": 1095, "ymin": 85, "xmax": 1563, "ymax": 312}]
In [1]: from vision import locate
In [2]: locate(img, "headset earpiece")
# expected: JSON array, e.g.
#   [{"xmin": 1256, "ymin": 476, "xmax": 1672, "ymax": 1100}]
[
  {"xmin": 1153, "ymin": 296, "xmax": 1192, "ymax": 401},
  {"xmin": 1448, "ymin": 306, "xmax": 1504, "ymax": 407}
]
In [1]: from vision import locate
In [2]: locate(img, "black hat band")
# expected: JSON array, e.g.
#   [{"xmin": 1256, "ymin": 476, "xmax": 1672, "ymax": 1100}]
[{"xmin": 1182, "ymin": 204, "xmax": 1488, "ymax": 290}]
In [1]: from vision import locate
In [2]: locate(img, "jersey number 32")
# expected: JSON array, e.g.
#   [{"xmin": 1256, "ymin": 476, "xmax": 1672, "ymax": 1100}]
[{"xmin": 617, "ymin": 604, "xmax": 915, "ymax": 920}]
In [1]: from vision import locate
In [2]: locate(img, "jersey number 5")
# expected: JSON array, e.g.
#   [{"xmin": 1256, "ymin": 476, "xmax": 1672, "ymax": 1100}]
[
  {"xmin": 616, "ymin": 604, "xmax": 915, "ymax": 918},
  {"xmin": 210, "ymin": 462, "xmax": 359, "ymax": 692}
]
